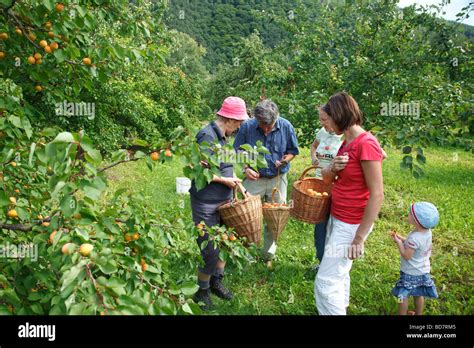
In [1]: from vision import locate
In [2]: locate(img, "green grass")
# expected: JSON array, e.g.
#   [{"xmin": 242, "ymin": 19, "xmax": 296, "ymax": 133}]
[{"xmin": 104, "ymin": 146, "xmax": 474, "ymax": 315}]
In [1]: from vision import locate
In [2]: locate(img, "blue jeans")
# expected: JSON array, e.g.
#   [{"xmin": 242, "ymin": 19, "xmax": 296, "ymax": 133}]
[{"xmin": 314, "ymin": 220, "xmax": 328, "ymax": 263}]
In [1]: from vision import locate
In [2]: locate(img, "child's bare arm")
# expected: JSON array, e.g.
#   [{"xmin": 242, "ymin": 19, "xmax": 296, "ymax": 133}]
[
  {"xmin": 397, "ymin": 234, "xmax": 407, "ymax": 242},
  {"xmin": 390, "ymin": 231, "xmax": 406, "ymax": 242},
  {"xmin": 396, "ymin": 240, "xmax": 415, "ymax": 260},
  {"xmin": 391, "ymin": 232, "xmax": 414, "ymax": 260}
]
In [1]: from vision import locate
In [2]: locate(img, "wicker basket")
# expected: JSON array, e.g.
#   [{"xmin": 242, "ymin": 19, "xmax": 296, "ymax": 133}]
[
  {"xmin": 290, "ymin": 165, "xmax": 332, "ymax": 224},
  {"xmin": 262, "ymin": 187, "xmax": 291, "ymax": 242},
  {"xmin": 218, "ymin": 183, "xmax": 262, "ymax": 245}
]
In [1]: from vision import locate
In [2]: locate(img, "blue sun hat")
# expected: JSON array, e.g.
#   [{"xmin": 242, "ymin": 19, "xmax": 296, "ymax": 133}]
[{"xmin": 410, "ymin": 202, "xmax": 440, "ymax": 229}]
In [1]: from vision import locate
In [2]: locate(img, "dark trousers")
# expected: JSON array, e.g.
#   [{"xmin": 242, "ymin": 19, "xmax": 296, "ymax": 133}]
[
  {"xmin": 314, "ymin": 220, "xmax": 328, "ymax": 263},
  {"xmin": 190, "ymin": 196, "xmax": 225, "ymax": 276}
]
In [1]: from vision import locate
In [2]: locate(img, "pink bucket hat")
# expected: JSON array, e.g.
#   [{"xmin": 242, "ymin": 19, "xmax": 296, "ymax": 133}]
[{"xmin": 216, "ymin": 96, "xmax": 249, "ymax": 121}]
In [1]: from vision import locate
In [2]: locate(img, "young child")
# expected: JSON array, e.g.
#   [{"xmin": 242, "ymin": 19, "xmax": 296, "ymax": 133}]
[
  {"xmin": 391, "ymin": 202, "xmax": 440, "ymax": 315},
  {"xmin": 310, "ymin": 124, "xmax": 343, "ymax": 269}
]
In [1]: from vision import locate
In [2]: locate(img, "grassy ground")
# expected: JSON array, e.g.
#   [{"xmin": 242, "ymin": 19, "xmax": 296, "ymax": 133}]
[{"xmin": 104, "ymin": 146, "xmax": 473, "ymax": 315}]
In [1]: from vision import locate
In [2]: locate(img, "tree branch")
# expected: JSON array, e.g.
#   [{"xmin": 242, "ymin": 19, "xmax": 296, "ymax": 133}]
[
  {"xmin": 137, "ymin": 273, "xmax": 164, "ymax": 295},
  {"xmin": 0, "ymin": 214, "xmax": 55, "ymax": 232},
  {"xmin": 0, "ymin": 222, "xmax": 33, "ymax": 232},
  {"xmin": 85, "ymin": 264, "xmax": 110, "ymax": 311},
  {"xmin": 97, "ymin": 157, "xmax": 141, "ymax": 173},
  {"xmin": 6, "ymin": 9, "xmax": 41, "ymax": 50}
]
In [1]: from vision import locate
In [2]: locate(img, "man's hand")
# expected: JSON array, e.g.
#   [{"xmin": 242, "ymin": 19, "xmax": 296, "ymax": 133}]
[
  {"xmin": 276, "ymin": 154, "xmax": 294, "ymax": 168},
  {"xmin": 221, "ymin": 177, "xmax": 242, "ymax": 189},
  {"xmin": 244, "ymin": 167, "xmax": 260, "ymax": 181}
]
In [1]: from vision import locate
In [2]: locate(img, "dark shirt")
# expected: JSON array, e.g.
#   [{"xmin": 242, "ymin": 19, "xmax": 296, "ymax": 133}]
[
  {"xmin": 189, "ymin": 121, "xmax": 233, "ymax": 202},
  {"xmin": 233, "ymin": 117, "xmax": 299, "ymax": 177}
]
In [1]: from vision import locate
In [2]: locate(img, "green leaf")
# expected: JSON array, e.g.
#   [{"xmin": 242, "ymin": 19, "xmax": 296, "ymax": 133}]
[
  {"xmin": 51, "ymin": 181, "xmax": 66, "ymax": 198},
  {"xmin": 83, "ymin": 185, "xmax": 101, "ymax": 200},
  {"xmin": 400, "ymin": 162, "xmax": 411, "ymax": 170},
  {"xmin": 74, "ymin": 228, "xmax": 89, "ymax": 241},
  {"xmin": 98, "ymin": 260, "xmax": 118, "ymax": 275},
  {"xmin": 28, "ymin": 143, "xmax": 36, "ymax": 167},
  {"xmin": 30, "ymin": 303, "xmax": 44, "ymax": 315},
  {"xmin": 416, "ymin": 154, "xmax": 426, "ymax": 164},
  {"xmin": 402, "ymin": 146, "xmax": 412, "ymax": 154},
  {"xmin": 0, "ymin": 305, "xmax": 12, "ymax": 315},
  {"xmin": 257, "ymin": 145, "xmax": 271, "ymax": 155},
  {"xmin": 181, "ymin": 302, "xmax": 193, "ymax": 314},
  {"xmin": 27, "ymin": 292, "xmax": 43, "ymax": 302},
  {"xmin": 16, "ymin": 207, "xmax": 29, "ymax": 221},
  {"xmin": 52, "ymin": 132, "xmax": 75, "ymax": 143},
  {"xmin": 132, "ymin": 138, "xmax": 149, "ymax": 147},
  {"xmin": 106, "ymin": 277, "xmax": 126, "ymax": 288},
  {"xmin": 85, "ymin": 149, "xmax": 102, "ymax": 165},
  {"xmin": 112, "ymin": 188, "xmax": 127, "ymax": 204},
  {"xmin": 0, "ymin": 191, "xmax": 8, "ymax": 207},
  {"xmin": 143, "ymin": 265, "xmax": 160, "ymax": 274},
  {"xmin": 135, "ymin": 151, "xmax": 146, "ymax": 159},
  {"xmin": 22, "ymin": 117, "xmax": 32, "ymax": 138},
  {"xmin": 60, "ymin": 195, "xmax": 76, "ymax": 218},
  {"xmin": 0, "ymin": 288, "xmax": 21, "ymax": 306},
  {"xmin": 180, "ymin": 282, "xmax": 199, "ymax": 296},
  {"xmin": 0, "ymin": 274, "xmax": 9, "ymax": 286},
  {"xmin": 111, "ymin": 149, "xmax": 127, "ymax": 162},
  {"xmin": 76, "ymin": 5, "xmax": 86, "ymax": 17},
  {"xmin": 69, "ymin": 303, "xmax": 87, "ymax": 315},
  {"xmin": 79, "ymin": 136, "xmax": 93, "ymax": 152},
  {"xmin": 154, "ymin": 296, "xmax": 177, "ymax": 315},
  {"xmin": 240, "ymin": 144, "xmax": 254, "ymax": 152},
  {"xmin": 54, "ymin": 49, "xmax": 66, "ymax": 63},
  {"xmin": 8, "ymin": 115, "xmax": 22, "ymax": 128},
  {"xmin": 49, "ymin": 304, "xmax": 65, "ymax": 315},
  {"xmin": 60, "ymin": 261, "xmax": 86, "ymax": 292},
  {"xmin": 42, "ymin": 0, "xmax": 54, "ymax": 11}
]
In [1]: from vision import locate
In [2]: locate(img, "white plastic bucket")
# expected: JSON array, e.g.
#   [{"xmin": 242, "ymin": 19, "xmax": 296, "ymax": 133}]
[{"xmin": 176, "ymin": 177, "xmax": 191, "ymax": 194}]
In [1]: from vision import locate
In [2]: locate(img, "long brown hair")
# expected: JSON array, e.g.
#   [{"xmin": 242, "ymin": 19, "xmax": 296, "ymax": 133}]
[{"xmin": 321, "ymin": 92, "xmax": 363, "ymax": 132}]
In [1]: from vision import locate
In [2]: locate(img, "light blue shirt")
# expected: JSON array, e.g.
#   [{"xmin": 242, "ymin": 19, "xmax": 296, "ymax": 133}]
[{"xmin": 233, "ymin": 117, "xmax": 299, "ymax": 177}]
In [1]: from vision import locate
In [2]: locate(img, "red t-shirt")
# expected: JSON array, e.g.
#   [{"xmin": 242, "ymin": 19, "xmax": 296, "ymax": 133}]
[{"xmin": 331, "ymin": 131, "xmax": 383, "ymax": 224}]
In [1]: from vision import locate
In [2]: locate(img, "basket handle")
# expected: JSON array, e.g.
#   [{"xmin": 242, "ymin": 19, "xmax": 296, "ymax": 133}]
[
  {"xmin": 271, "ymin": 187, "xmax": 281, "ymax": 204},
  {"xmin": 233, "ymin": 182, "xmax": 250, "ymax": 201},
  {"xmin": 298, "ymin": 165, "xmax": 324, "ymax": 181}
]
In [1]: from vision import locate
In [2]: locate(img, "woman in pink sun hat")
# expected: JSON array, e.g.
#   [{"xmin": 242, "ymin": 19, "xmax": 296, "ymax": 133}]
[
  {"xmin": 216, "ymin": 96, "xmax": 250, "ymax": 121},
  {"xmin": 189, "ymin": 96, "xmax": 248, "ymax": 310}
]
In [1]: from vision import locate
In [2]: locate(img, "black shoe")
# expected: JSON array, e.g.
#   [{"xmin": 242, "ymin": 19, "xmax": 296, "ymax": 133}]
[
  {"xmin": 193, "ymin": 287, "xmax": 213, "ymax": 311},
  {"xmin": 210, "ymin": 275, "xmax": 234, "ymax": 300}
]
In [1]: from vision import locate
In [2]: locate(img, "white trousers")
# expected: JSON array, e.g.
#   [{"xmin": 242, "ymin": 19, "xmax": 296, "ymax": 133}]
[{"xmin": 314, "ymin": 215, "xmax": 373, "ymax": 315}]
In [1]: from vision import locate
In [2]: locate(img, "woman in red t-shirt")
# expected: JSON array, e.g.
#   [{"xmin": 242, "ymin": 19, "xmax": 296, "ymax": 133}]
[{"xmin": 314, "ymin": 92, "xmax": 384, "ymax": 315}]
